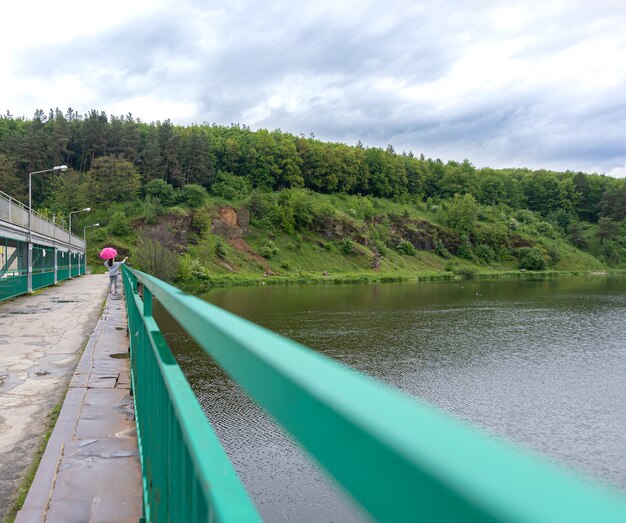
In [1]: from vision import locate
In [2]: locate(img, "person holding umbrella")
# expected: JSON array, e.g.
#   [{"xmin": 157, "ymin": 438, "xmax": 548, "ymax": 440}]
[{"xmin": 99, "ymin": 247, "xmax": 128, "ymax": 295}]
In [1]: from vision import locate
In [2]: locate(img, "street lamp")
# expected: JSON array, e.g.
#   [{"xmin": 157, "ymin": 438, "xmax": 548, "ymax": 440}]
[
  {"xmin": 27, "ymin": 165, "xmax": 67, "ymax": 292},
  {"xmin": 83, "ymin": 223, "xmax": 100, "ymax": 274},
  {"xmin": 68, "ymin": 207, "xmax": 91, "ymax": 278}
]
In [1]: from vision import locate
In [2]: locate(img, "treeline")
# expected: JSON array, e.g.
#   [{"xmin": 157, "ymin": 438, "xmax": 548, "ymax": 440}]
[{"xmin": 0, "ymin": 108, "xmax": 625, "ymax": 228}]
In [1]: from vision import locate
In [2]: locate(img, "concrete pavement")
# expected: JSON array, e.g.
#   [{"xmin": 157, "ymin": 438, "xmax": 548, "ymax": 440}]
[
  {"xmin": 0, "ymin": 275, "xmax": 109, "ymax": 519},
  {"xmin": 0, "ymin": 275, "xmax": 143, "ymax": 522}
]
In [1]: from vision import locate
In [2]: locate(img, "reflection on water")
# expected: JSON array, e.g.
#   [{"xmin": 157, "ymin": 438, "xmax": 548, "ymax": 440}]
[{"xmin": 158, "ymin": 276, "xmax": 626, "ymax": 521}]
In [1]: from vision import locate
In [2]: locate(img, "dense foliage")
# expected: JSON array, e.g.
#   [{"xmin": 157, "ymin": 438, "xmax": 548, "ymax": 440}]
[
  {"xmin": 0, "ymin": 109, "xmax": 624, "ymax": 280},
  {"xmin": 0, "ymin": 109, "xmax": 623, "ymax": 222}
]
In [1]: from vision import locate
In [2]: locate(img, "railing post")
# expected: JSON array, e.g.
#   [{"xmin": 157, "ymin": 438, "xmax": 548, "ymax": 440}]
[
  {"xmin": 27, "ymin": 242, "xmax": 33, "ymax": 293},
  {"xmin": 143, "ymin": 287, "xmax": 153, "ymax": 318}
]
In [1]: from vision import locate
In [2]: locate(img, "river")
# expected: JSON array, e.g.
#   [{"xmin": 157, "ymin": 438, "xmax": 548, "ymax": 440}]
[{"xmin": 157, "ymin": 276, "xmax": 626, "ymax": 522}]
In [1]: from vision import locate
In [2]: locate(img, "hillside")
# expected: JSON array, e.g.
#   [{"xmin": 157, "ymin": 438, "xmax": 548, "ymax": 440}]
[
  {"xmin": 85, "ymin": 187, "xmax": 617, "ymax": 289},
  {"xmin": 1, "ymin": 111, "xmax": 624, "ymax": 286}
]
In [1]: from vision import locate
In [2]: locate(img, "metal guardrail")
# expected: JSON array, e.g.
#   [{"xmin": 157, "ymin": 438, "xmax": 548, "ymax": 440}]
[
  {"xmin": 123, "ymin": 265, "xmax": 626, "ymax": 522},
  {"xmin": 0, "ymin": 190, "xmax": 85, "ymax": 249}
]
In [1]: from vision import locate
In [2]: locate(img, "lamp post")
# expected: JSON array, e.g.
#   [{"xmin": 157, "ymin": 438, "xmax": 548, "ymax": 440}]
[
  {"xmin": 83, "ymin": 223, "xmax": 100, "ymax": 274},
  {"xmin": 27, "ymin": 165, "xmax": 67, "ymax": 292},
  {"xmin": 68, "ymin": 207, "xmax": 91, "ymax": 278}
]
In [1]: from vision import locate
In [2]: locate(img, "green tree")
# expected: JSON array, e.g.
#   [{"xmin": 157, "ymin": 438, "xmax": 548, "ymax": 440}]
[
  {"xmin": 90, "ymin": 155, "xmax": 141, "ymax": 203},
  {"xmin": 145, "ymin": 179, "xmax": 176, "ymax": 206},
  {"xmin": 0, "ymin": 153, "xmax": 26, "ymax": 201},
  {"xmin": 443, "ymin": 193, "xmax": 479, "ymax": 233},
  {"xmin": 179, "ymin": 183, "xmax": 207, "ymax": 207},
  {"xmin": 597, "ymin": 217, "xmax": 619, "ymax": 244}
]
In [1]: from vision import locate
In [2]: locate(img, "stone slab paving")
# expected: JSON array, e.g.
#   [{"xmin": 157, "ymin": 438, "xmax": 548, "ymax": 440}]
[
  {"xmin": 0, "ymin": 275, "xmax": 108, "ymax": 519},
  {"xmin": 15, "ymin": 287, "xmax": 143, "ymax": 522}
]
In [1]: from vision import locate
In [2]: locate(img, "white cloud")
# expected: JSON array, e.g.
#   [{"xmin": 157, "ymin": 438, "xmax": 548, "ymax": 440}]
[
  {"xmin": 1, "ymin": 0, "xmax": 625, "ymax": 173},
  {"xmin": 606, "ymin": 163, "xmax": 626, "ymax": 178}
]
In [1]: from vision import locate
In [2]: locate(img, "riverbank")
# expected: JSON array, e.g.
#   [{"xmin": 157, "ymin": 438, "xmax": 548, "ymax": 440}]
[{"xmin": 178, "ymin": 267, "xmax": 626, "ymax": 293}]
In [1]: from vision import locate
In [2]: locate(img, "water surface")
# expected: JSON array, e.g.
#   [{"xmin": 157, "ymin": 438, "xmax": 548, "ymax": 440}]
[{"xmin": 158, "ymin": 276, "xmax": 626, "ymax": 521}]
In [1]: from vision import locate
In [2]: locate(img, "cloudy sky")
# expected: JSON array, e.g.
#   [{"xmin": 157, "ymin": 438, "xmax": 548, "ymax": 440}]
[{"xmin": 2, "ymin": 0, "xmax": 625, "ymax": 176}]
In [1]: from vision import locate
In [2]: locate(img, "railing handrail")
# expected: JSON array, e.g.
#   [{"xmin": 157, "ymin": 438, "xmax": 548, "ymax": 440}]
[
  {"xmin": 0, "ymin": 190, "xmax": 85, "ymax": 249},
  {"xmin": 125, "ymin": 266, "xmax": 626, "ymax": 522}
]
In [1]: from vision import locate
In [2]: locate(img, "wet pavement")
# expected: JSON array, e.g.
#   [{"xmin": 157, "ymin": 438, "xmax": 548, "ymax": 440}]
[
  {"xmin": 14, "ymin": 286, "xmax": 142, "ymax": 522},
  {"xmin": 0, "ymin": 275, "xmax": 142, "ymax": 522},
  {"xmin": 0, "ymin": 275, "xmax": 109, "ymax": 519}
]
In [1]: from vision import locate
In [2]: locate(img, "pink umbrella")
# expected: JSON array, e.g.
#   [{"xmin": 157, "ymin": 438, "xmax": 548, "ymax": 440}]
[{"xmin": 99, "ymin": 247, "xmax": 118, "ymax": 260}]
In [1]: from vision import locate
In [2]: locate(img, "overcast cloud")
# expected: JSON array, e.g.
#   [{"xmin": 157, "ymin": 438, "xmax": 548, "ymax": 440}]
[{"xmin": 2, "ymin": 0, "xmax": 625, "ymax": 176}]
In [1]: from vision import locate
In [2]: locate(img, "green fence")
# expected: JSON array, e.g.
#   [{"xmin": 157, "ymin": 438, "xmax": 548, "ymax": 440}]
[
  {"xmin": 0, "ymin": 235, "xmax": 84, "ymax": 301},
  {"xmin": 122, "ymin": 265, "xmax": 626, "ymax": 522},
  {"xmin": 57, "ymin": 251, "xmax": 70, "ymax": 282},
  {"xmin": 32, "ymin": 244, "xmax": 56, "ymax": 290},
  {"xmin": 0, "ymin": 236, "xmax": 28, "ymax": 300}
]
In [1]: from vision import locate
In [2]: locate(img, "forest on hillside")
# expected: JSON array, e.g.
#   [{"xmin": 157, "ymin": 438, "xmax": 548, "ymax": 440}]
[{"xmin": 0, "ymin": 109, "xmax": 625, "ymax": 279}]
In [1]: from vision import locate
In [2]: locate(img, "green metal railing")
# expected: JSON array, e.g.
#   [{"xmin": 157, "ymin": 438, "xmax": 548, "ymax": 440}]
[
  {"xmin": 122, "ymin": 266, "xmax": 626, "ymax": 523},
  {"xmin": 1, "ymin": 237, "xmax": 28, "ymax": 300},
  {"xmin": 0, "ymin": 235, "xmax": 83, "ymax": 301}
]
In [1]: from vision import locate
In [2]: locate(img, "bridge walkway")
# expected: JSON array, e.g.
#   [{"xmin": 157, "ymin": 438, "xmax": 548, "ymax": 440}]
[{"xmin": 15, "ymin": 282, "xmax": 142, "ymax": 522}]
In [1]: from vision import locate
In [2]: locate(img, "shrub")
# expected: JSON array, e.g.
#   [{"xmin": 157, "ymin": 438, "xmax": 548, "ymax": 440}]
[
  {"xmin": 537, "ymin": 221, "xmax": 558, "ymax": 238},
  {"xmin": 135, "ymin": 234, "xmax": 179, "ymax": 282},
  {"xmin": 547, "ymin": 246, "xmax": 561, "ymax": 266},
  {"xmin": 191, "ymin": 208, "xmax": 211, "ymax": 235},
  {"xmin": 108, "ymin": 211, "xmax": 130, "ymax": 236},
  {"xmin": 260, "ymin": 240, "xmax": 279, "ymax": 259},
  {"xmin": 179, "ymin": 184, "xmax": 208, "ymax": 208},
  {"xmin": 456, "ymin": 232, "xmax": 474, "ymax": 260},
  {"xmin": 442, "ymin": 193, "xmax": 478, "ymax": 233},
  {"xmin": 396, "ymin": 240, "xmax": 417, "ymax": 256},
  {"xmin": 474, "ymin": 244, "xmax": 496, "ymax": 264},
  {"xmin": 142, "ymin": 195, "xmax": 162, "ymax": 225},
  {"xmin": 277, "ymin": 188, "xmax": 314, "ymax": 232},
  {"xmin": 434, "ymin": 241, "xmax": 451, "ymax": 258},
  {"xmin": 340, "ymin": 238, "xmax": 354, "ymax": 255},
  {"xmin": 454, "ymin": 267, "xmax": 476, "ymax": 280},
  {"xmin": 517, "ymin": 247, "xmax": 546, "ymax": 270},
  {"xmin": 444, "ymin": 261, "xmax": 458, "ymax": 272},
  {"xmin": 513, "ymin": 209, "xmax": 537, "ymax": 224},
  {"xmin": 145, "ymin": 179, "xmax": 176, "ymax": 206},
  {"xmin": 210, "ymin": 171, "xmax": 252, "ymax": 200},
  {"xmin": 215, "ymin": 239, "xmax": 227, "ymax": 258}
]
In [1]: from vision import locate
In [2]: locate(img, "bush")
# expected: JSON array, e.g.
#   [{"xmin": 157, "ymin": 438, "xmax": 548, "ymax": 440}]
[
  {"xmin": 454, "ymin": 267, "xmax": 476, "ymax": 280},
  {"xmin": 547, "ymin": 246, "xmax": 561, "ymax": 266},
  {"xmin": 260, "ymin": 240, "xmax": 279, "ymax": 259},
  {"xmin": 191, "ymin": 208, "xmax": 211, "ymax": 235},
  {"xmin": 442, "ymin": 193, "xmax": 478, "ymax": 233},
  {"xmin": 142, "ymin": 195, "xmax": 162, "ymax": 225},
  {"xmin": 108, "ymin": 211, "xmax": 130, "ymax": 236},
  {"xmin": 340, "ymin": 238, "xmax": 354, "ymax": 255},
  {"xmin": 396, "ymin": 240, "xmax": 417, "ymax": 255},
  {"xmin": 179, "ymin": 184, "xmax": 208, "ymax": 208},
  {"xmin": 456, "ymin": 232, "xmax": 474, "ymax": 260},
  {"xmin": 145, "ymin": 179, "xmax": 176, "ymax": 206},
  {"xmin": 210, "ymin": 171, "xmax": 252, "ymax": 200},
  {"xmin": 214, "ymin": 239, "xmax": 227, "ymax": 258},
  {"xmin": 247, "ymin": 191, "xmax": 276, "ymax": 222},
  {"xmin": 92, "ymin": 228, "xmax": 106, "ymax": 241},
  {"xmin": 513, "ymin": 209, "xmax": 537, "ymax": 224},
  {"xmin": 434, "ymin": 241, "xmax": 451, "ymax": 258},
  {"xmin": 134, "ymin": 233, "xmax": 179, "ymax": 282},
  {"xmin": 444, "ymin": 261, "xmax": 458, "ymax": 272},
  {"xmin": 517, "ymin": 247, "xmax": 546, "ymax": 270},
  {"xmin": 178, "ymin": 255, "xmax": 210, "ymax": 281},
  {"xmin": 537, "ymin": 221, "xmax": 558, "ymax": 238},
  {"xmin": 474, "ymin": 244, "xmax": 496, "ymax": 264},
  {"xmin": 277, "ymin": 188, "xmax": 314, "ymax": 232}
]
